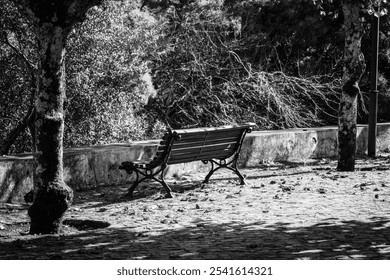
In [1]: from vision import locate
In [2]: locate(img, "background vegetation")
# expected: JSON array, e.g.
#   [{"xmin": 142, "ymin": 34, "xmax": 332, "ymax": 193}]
[{"xmin": 1, "ymin": 0, "xmax": 390, "ymax": 154}]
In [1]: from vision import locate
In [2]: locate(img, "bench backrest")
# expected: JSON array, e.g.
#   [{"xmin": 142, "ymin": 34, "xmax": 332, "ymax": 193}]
[{"xmin": 151, "ymin": 123, "xmax": 255, "ymax": 166}]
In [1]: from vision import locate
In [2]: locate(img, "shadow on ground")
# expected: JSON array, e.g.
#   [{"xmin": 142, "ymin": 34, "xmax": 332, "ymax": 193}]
[{"xmin": 1, "ymin": 217, "xmax": 389, "ymax": 260}]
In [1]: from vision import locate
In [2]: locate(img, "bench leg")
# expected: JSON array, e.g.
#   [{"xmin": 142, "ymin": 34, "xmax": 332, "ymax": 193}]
[
  {"xmin": 203, "ymin": 160, "xmax": 219, "ymax": 184},
  {"xmin": 159, "ymin": 179, "xmax": 173, "ymax": 198},
  {"xmin": 126, "ymin": 176, "xmax": 147, "ymax": 198},
  {"xmin": 125, "ymin": 166, "xmax": 173, "ymax": 198},
  {"xmin": 153, "ymin": 164, "xmax": 173, "ymax": 198},
  {"xmin": 202, "ymin": 159, "xmax": 246, "ymax": 185},
  {"xmin": 231, "ymin": 164, "xmax": 245, "ymax": 185}
]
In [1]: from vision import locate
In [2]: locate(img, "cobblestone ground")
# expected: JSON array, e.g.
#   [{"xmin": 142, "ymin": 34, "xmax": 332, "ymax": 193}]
[{"xmin": 1, "ymin": 155, "xmax": 390, "ymax": 260}]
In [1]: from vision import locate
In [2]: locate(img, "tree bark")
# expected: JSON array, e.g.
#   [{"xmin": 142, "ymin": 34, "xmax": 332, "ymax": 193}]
[
  {"xmin": 11, "ymin": 0, "xmax": 103, "ymax": 234},
  {"xmin": 337, "ymin": 1, "xmax": 366, "ymax": 171},
  {"xmin": 27, "ymin": 23, "xmax": 73, "ymax": 234}
]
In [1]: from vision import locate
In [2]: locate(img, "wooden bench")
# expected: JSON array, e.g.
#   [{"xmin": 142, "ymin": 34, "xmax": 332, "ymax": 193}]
[{"xmin": 119, "ymin": 123, "xmax": 255, "ymax": 198}]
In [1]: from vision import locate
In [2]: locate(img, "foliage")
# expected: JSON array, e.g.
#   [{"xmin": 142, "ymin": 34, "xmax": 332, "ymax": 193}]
[
  {"xmin": 65, "ymin": 1, "xmax": 166, "ymax": 147},
  {"xmin": 0, "ymin": 0, "xmax": 37, "ymax": 154},
  {"xmin": 1, "ymin": 0, "xmax": 167, "ymax": 154},
  {"xmin": 147, "ymin": 1, "xmax": 340, "ymax": 129},
  {"xmin": 2, "ymin": 0, "xmax": 390, "ymax": 155}
]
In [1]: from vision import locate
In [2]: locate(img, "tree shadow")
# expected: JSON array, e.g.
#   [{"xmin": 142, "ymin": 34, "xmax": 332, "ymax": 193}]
[{"xmin": 1, "ymin": 217, "xmax": 389, "ymax": 260}]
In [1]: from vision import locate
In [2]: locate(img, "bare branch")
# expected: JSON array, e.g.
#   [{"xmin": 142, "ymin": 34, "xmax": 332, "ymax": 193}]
[{"xmin": 0, "ymin": 33, "xmax": 37, "ymax": 73}]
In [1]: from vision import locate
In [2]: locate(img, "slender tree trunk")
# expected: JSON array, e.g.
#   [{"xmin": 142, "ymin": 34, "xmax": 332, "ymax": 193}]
[{"xmin": 337, "ymin": 1, "xmax": 366, "ymax": 171}]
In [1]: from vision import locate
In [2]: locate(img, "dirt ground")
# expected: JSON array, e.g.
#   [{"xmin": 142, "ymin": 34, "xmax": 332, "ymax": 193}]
[{"xmin": 1, "ymin": 154, "xmax": 390, "ymax": 260}]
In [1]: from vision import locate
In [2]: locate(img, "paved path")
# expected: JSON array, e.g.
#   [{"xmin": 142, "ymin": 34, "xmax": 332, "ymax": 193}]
[{"xmin": 1, "ymin": 155, "xmax": 390, "ymax": 259}]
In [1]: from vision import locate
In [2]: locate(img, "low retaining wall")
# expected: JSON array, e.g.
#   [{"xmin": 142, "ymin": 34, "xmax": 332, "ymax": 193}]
[{"xmin": 1, "ymin": 123, "xmax": 390, "ymax": 203}]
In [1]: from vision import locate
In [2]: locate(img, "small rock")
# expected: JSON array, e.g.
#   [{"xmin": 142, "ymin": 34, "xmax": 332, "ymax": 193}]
[
  {"xmin": 97, "ymin": 207, "xmax": 108, "ymax": 212},
  {"xmin": 192, "ymin": 217, "xmax": 205, "ymax": 224},
  {"xmin": 195, "ymin": 204, "xmax": 201, "ymax": 209},
  {"xmin": 125, "ymin": 208, "xmax": 136, "ymax": 215},
  {"xmin": 251, "ymin": 184, "xmax": 264, "ymax": 189},
  {"xmin": 375, "ymin": 194, "xmax": 379, "ymax": 199},
  {"xmin": 281, "ymin": 186, "xmax": 293, "ymax": 192},
  {"xmin": 317, "ymin": 188, "xmax": 326, "ymax": 194},
  {"xmin": 373, "ymin": 188, "xmax": 380, "ymax": 192},
  {"xmin": 270, "ymin": 180, "xmax": 277, "ymax": 184}
]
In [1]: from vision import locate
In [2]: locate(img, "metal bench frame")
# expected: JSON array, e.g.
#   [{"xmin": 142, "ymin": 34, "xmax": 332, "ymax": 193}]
[{"xmin": 119, "ymin": 123, "xmax": 255, "ymax": 198}]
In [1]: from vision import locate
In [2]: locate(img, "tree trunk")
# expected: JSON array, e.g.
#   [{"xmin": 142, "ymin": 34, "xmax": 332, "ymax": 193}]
[
  {"xmin": 337, "ymin": 1, "xmax": 366, "ymax": 171},
  {"xmin": 28, "ymin": 24, "xmax": 73, "ymax": 234},
  {"xmin": 10, "ymin": 0, "xmax": 103, "ymax": 234}
]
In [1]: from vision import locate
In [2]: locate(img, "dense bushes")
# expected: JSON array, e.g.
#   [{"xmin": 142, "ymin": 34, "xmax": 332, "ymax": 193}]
[
  {"xmin": 0, "ymin": 0, "xmax": 37, "ymax": 154},
  {"xmin": 65, "ymin": 1, "xmax": 166, "ymax": 147}
]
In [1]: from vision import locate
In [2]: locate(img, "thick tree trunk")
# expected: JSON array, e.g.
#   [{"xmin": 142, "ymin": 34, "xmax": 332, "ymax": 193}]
[
  {"xmin": 10, "ymin": 0, "xmax": 103, "ymax": 234},
  {"xmin": 28, "ymin": 24, "xmax": 73, "ymax": 234},
  {"xmin": 337, "ymin": 2, "xmax": 366, "ymax": 171}
]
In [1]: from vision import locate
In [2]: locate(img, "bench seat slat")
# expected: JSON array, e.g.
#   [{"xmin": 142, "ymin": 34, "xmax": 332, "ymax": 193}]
[
  {"xmin": 175, "ymin": 130, "xmax": 243, "ymax": 141},
  {"xmin": 157, "ymin": 142, "xmax": 237, "ymax": 158},
  {"xmin": 171, "ymin": 140, "xmax": 238, "ymax": 152},
  {"xmin": 158, "ymin": 135, "xmax": 241, "ymax": 148},
  {"xmin": 169, "ymin": 144, "xmax": 237, "ymax": 158},
  {"xmin": 173, "ymin": 124, "xmax": 251, "ymax": 134},
  {"xmin": 169, "ymin": 150, "xmax": 234, "ymax": 164}
]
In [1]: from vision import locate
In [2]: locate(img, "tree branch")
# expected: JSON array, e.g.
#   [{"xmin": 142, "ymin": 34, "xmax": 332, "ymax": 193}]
[
  {"xmin": 0, "ymin": 33, "xmax": 37, "ymax": 73},
  {"xmin": 0, "ymin": 105, "xmax": 35, "ymax": 155}
]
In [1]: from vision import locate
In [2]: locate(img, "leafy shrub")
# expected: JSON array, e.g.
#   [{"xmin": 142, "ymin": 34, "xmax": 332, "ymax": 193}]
[{"xmin": 65, "ymin": 1, "xmax": 166, "ymax": 147}]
